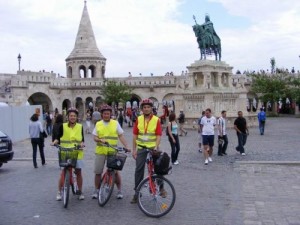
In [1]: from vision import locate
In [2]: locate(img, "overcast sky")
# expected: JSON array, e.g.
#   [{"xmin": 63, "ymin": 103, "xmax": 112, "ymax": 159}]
[{"xmin": 1, "ymin": 0, "xmax": 300, "ymax": 77}]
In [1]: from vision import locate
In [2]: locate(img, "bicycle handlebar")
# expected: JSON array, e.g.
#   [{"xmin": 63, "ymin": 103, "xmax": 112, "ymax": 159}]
[
  {"xmin": 103, "ymin": 142, "xmax": 130, "ymax": 153},
  {"xmin": 53, "ymin": 144, "xmax": 82, "ymax": 151}
]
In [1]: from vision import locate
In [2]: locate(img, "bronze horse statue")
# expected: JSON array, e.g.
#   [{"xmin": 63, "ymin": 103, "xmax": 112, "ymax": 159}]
[{"xmin": 192, "ymin": 16, "xmax": 222, "ymax": 61}]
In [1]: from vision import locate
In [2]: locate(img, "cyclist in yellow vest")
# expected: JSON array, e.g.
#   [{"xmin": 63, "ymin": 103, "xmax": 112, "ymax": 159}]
[
  {"xmin": 92, "ymin": 104, "xmax": 130, "ymax": 199},
  {"xmin": 52, "ymin": 107, "xmax": 85, "ymax": 201},
  {"xmin": 131, "ymin": 99, "xmax": 163, "ymax": 203}
]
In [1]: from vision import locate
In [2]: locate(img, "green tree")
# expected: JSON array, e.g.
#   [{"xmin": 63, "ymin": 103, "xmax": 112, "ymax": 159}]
[
  {"xmin": 250, "ymin": 72, "xmax": 288, "ymax": 107},
  {"xmin": 270, "ymin": 57, "xmax": 276, "ymax": 74},
  {"xmin": 98, "ymin": 79, "xmax": 133, "ymax": 105}
]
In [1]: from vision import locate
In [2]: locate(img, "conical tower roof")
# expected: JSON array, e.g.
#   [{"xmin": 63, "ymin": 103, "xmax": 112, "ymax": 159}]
[{"xmin": 66, "ymin": 1, "xmax": 105, "ymax": 61}]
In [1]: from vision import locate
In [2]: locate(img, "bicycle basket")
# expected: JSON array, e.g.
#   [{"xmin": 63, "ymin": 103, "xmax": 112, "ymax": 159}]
[
  {"xmin": 58, "ymin": 148, "xmax": 78, "ymax": 168},
  {"xmin": 106, "ymin": 152, "xmax": 127, "ymax": 170},
  {"xmin": 153, "ymin": 152, "xmax": 171, "ymax": 175}
]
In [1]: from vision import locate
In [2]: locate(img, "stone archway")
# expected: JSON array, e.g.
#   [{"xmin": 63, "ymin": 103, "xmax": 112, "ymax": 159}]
[
  {"xmin": 28, "ymin": 92, "xmax": 53, "ymax": 113},
  {"xmin": 75, "ymin": 97, "xmax": 84, "ymax": 121},
  {"xmin": 62, "ymin": 99, "xmax": 71, "ymax": 111}
]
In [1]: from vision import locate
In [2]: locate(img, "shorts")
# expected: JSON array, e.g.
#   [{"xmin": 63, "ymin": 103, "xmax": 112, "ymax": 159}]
[
  {"xmin": 202, "ymin": 135, "xmax": 215, "ymax": 147},
  {"xmin": 94, "ymin": 154, "xmax": 107, "ymax": 174},
  {"xmin": 76, "ymin": 159, "xmax": 84, "ymax": 169}
]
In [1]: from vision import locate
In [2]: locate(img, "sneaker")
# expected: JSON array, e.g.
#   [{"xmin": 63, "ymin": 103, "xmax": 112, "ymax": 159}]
[
  {"xmin": 204, "ymin": 159, "xmax": 208, "ymax": 165},
  {"xmin": 78, "ymin": 193, "xmax": 85, "ymax": 200},
  {"xmin": 241, "ymin": 153, "xmax": 246, "ymax": 156},
  {"xmin": 222, "ymin": 152, "xmax": 227, "ymax": 155},
  {"xmin": 91, "ymin": 189, "xmax": 98, "ymax": 199},
  {"xmin": 198, "ymin": 149, "xmax": 202, "ymax": 153},
  {"xmin": 116, "ymin": 191, "xmax": 123, "ymax": 199},
  {"xmin": 208, "ymin": 157, "xmax": 212, "ymax": 162},
  {"xmin": 56, "ymin": 191, "xmax": 62, "ymax": 201},
  {"xmin": 159, "ymin": 188, "xmax": 167, "ymax": 198},
  {"xmin": 185, "ymin": 131, "xmax": 188, "ymax": 136},
  {"xmin": 130, "ymin": 195, "xmax": 138, "ymax": 204},
  {"xmin": 173, "ymin": 160, "xmax": 179, "ymax": 165}
]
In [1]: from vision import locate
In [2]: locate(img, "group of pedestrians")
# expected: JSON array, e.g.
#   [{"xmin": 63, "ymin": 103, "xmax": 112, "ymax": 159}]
[{"xmin": 196, "ymin": 107, "xmax": 267, "ymax": 165}]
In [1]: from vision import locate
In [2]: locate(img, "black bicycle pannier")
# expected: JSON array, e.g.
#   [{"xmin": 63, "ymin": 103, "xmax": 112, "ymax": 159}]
[{"xmin": 154, "ymin": 152, "xmax": 171, "ymax": 175}]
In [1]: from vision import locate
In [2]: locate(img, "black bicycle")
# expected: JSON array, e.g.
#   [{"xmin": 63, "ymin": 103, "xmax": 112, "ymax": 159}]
[{"xmin": 54, "ymin": 144, "xmax": 80, "ymax": 208}]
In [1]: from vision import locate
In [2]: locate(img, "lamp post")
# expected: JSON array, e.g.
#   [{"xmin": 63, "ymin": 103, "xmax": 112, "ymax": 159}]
[{"xmin": 17, "ymin": 54, "xmax": 21, "ymax": 71}]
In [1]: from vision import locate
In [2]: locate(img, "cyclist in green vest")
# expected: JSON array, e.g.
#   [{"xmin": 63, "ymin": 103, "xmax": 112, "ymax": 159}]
[
  {"xmin": 52, "ymin": 107, "xmax": 85, "ymax": 201},
  {"xmin": 92, "ymin": 104, "xmax": 130, "ymax": 199},
  {"xmin": 131, "ymin": 99, "xmax": 163, "ymax": 203}
]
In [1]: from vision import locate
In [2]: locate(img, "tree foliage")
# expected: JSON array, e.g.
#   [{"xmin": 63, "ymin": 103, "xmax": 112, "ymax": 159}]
[
  {"xmin": 98, "ymin": 80, "xmax": 133, "ymax": 105},
  {"xmin": 250, "ymin": 72, "xmax": 300, "ymax": 104}
]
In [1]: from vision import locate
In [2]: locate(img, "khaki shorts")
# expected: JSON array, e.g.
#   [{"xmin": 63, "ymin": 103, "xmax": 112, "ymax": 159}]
[{"xmin": 94, "ymin": 154, "xmax": 107, "ymax": 174}]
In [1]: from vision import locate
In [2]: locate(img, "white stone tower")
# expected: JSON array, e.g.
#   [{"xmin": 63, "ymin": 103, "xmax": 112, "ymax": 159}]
[{"xmin": 65, "ymin": 1, "xmax": 106, "ymax": 79}]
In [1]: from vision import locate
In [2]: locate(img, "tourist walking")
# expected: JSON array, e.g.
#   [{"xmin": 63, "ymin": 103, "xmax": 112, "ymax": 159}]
[
  {"xmin": 46, "ymin": 112, "xmax": 53, "ymax": 135},
  {"xmin": 29, "ymin": 113, "xmax": 46, "ymax": 168},
  {"xmin": 91, "ymin": 105, "xmax": 130, "ymax": 200},
  {"xmin": 92, "ymin": 107, "xmax": 101, "ymax": 125},
  {"xmin": 197, "ymin": 111, "xmax": 205, "ymax": 152},
  {"xmin": 167, "ymin": 112, "xmax": 180, "ymax": 165},
  {"xmin": 200, "ymin": 108, "xmax": 216, "ymax": 165},
  {"xmin": 257, "ymin": 108, "xmax": 266, "ymax": 135},
  {"xmin": 234, "ymin": 111, "xmax": 249, "ymax": 156},
  {"xmin": 131, "ymin": 99, "xmax": 163, "ymax": 203},
  {"xmin": 217, "ymin": 110, "xmax": 228, "ymax": 156},
  {"xmin": 178, "ymin": 109, "xmax": 187, "ymax": 136},
  {"xmin": 52, "ymin": 107, "xmax": 85, "ymax": 201},
  {"xmin": 85, "ymin": 109, "xmax": 92, "ymax": 134}
]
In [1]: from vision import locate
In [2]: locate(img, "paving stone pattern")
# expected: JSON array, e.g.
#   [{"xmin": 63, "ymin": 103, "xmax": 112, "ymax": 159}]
[{"xmin": 0, "ymin": 117, "xmax": 299, "ymax": 225}]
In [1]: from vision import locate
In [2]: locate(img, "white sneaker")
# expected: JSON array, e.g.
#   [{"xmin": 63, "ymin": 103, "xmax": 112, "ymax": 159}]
[
  {"xmin": 198, "ymin": 149, "xmax": 202, "ymax": 153},
  {"xmin": 91, "ymin": 189, "xmax": 98, "ymax": 199},
  {"xmin": 173, "ymin": 160, "xmax": 179, "ymax": 165},
  {"xmin": 116, "ymin": 191, "xmax": 123, "ymax": 199},
  {"xmin": 241, "ymin": 153, "xmax": 246, "ymax": 156},
  {"xmin": 208, "ymin": 157, "xmax": 212, "ymax": 162},
  {"xmin": 56, "ymin": 191, "xmax": 62, "ymax": 201},
  {"xmin": 204, "ymin": 159, "xmax": 208, "ymax": 165},
  {"xmin": 79, "ymin": 193, "xmax": 85, "ymax": 200}
]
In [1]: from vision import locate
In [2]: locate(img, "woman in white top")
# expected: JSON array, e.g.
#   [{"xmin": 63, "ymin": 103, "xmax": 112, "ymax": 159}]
[
  {"xmin": 29, "ymin": 113, "xmax": 45, "ymax": 168},
  {"xmin": 167, "ymin": 112, "xmax": 180, "ymax": 165}
]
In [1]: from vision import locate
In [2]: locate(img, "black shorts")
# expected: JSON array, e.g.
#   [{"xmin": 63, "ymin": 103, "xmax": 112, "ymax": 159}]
[{"xmin": 202, "ymin": 135, "xmax": 215, "ymax": 146}]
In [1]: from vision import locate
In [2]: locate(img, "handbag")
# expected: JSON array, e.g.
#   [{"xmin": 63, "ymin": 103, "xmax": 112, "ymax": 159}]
[{"xmin": 40, "ymin": 131, "xmax": 48, "ymax": 138}]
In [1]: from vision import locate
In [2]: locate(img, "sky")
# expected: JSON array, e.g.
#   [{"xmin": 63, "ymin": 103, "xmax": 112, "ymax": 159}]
[{"xmin": 1, "ymin": 0, "xmax": 300, "ymax": 77}]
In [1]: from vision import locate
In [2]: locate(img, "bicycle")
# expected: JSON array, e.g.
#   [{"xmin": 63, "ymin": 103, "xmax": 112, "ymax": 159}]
[
  {"xmin": 98, "ymin": 143, "xmax": 129, "ymax": 207},
  {"xmin": 135, "ymin": 147, "xmax": 176, "ymax": 218},
  {"xmin": 54, "ymin": 144, "xmax": 80, "ymax": 208}
]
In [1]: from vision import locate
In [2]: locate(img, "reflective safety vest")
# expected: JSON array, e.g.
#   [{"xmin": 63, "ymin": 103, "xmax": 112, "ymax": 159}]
[
  {"xmin": 95, "ymin": 120, "xmax": 118, "ymax": 155},
  {"xmin": 136, "ymin": 115, "xmax": 159, "ymax": 150},
  {"xmin": 60, "ymin": 123, "xmax": 84, "ymax": 160}
]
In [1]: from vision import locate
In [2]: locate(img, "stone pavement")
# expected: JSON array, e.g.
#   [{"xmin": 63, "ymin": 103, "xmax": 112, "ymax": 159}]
[{"xmin": 0, "ymin": 117, "xmax": 300, "ymax": 225}]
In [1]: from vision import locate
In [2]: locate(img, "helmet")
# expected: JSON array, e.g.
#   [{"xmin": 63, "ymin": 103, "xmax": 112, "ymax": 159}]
[
  {"xmin": 67, "ymin": 107, "xmax": 78, "ymax": 116},
  {"xmin": 140, "ymin": 99, "xmax": 153, "ymax": 108},
  {"xmin": 100, "ymin": 104, "xmax": 113, "ymax": 113}
]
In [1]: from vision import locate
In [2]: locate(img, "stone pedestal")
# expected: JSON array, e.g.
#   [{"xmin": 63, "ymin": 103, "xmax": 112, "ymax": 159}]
[{"xmin": 178, "ymin": 60, "xmax": 257, "ymax": 128}]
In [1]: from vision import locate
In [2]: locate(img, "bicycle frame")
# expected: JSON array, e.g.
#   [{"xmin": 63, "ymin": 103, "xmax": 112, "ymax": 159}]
[{"xmin": 146, "ymin": 151, "xmax": 157, "ymax": 195}]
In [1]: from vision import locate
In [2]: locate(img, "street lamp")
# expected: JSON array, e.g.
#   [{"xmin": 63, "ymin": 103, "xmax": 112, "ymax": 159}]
[{"xmin": 17, "ymin": 54, "xmax": 21, "ymax": 71}]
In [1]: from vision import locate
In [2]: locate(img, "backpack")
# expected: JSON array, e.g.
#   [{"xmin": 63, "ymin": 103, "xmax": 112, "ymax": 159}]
[
  {"xmin": 154, "ymin": 152, "xmax": 171, "ymax": 175},
  {"xmin": 259, "ymin": 112, "xmax": 266, "ymax": 121}
]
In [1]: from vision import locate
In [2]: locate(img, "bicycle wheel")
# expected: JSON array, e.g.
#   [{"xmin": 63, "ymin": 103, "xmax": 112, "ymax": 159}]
[
  {"xmin": 63, "ymin": 169, "xmax": 70, "ymax": 208},
  {"xmin": 136, "ymin": 175, "xmax": 176, "ymax": 218},
  {"xmin": 71, "ymin": 171, "xmax": 78, "ymax": 195},
  {"xmin": 98, "ymin": 170, "xmax": 115, "ymax": 207}
]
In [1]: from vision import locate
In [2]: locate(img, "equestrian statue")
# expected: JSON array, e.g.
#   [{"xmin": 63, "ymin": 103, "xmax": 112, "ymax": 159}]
[{"xmin": 192, "ymin": 14, "xmax": 222, "ymax": 61}]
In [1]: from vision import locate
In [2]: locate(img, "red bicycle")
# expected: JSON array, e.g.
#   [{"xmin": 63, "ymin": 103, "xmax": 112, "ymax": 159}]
[
  {"xmin": 98, "ymin": 143, "xmax": 129, "ymax": 207},
  {"xmin": 136, "ymin": 147, "xmax": 176, "ymax": 218},
  {"xmin": 55, "ymin": 144, "xmax": 80, "ymax": 208}
]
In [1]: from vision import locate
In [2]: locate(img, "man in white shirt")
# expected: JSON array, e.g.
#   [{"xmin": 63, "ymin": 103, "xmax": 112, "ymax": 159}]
[
  {"xmin": 200, "ymin": 108, "xmax": 216, "ymax": 165},
  {"xmin": 217, "ymin": 110, "xmax": 228, "ymax": 156}
]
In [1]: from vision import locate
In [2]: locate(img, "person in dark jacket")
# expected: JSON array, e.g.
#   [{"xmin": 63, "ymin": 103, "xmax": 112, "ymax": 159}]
[{"xmin": 52, "ymin": 114, "xmax": 63, "ymax": 143}]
